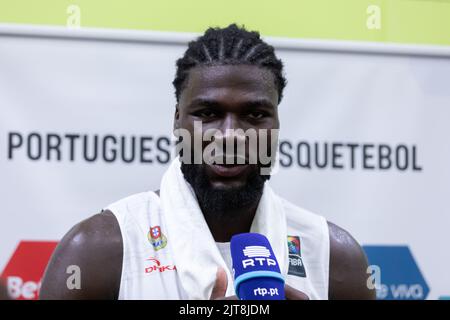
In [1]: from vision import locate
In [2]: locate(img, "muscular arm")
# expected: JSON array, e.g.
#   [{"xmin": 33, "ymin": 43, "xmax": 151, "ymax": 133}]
[
  {"xmin": 39, "ymin": 210, "xmax": 123, "ymax": 300},
  {"xmin": 327, "ymin": 221, "xmax": 376, "ymax": 300}
]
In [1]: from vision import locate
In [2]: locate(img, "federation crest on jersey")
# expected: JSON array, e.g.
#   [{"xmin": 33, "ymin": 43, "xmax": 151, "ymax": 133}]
[
  {"xmin": 148, "ymin": 226, "xmax": 167, "ymax": 251},
  {"xmin": 287, "ymin": 235, "xmax": 306, "ymax": 277}
]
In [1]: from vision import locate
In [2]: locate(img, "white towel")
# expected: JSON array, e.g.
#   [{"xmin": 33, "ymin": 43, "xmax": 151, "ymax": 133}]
[{"xmin": 160, "ymin": 157, "xmax": 289, "ymax": 300}]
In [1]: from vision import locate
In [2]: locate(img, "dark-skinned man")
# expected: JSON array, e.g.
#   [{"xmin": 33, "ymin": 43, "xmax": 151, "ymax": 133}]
[{"xmin": 40, "ymin": 24, "xmax": 375, "ymax": 300}]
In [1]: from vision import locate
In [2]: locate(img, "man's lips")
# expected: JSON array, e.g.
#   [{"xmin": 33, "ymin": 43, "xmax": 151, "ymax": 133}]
[{"xmin": 208, "ymin": 163, "xmax": 250, "ymax": 178}]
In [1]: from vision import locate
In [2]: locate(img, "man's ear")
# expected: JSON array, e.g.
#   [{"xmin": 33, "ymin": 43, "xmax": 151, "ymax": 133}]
[{"xmin": 173, "ymin": 104, "xmax": 180, "ymax": 134}]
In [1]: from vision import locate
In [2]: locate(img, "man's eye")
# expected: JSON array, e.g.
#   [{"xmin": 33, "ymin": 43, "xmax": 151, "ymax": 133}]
[
  {"xmin": 247, "ymin": 112, "xmax": 266, "ymax": 119},
  {"xmin": 195, "ymin": 110, "xmax": 217, "ymax": 118}
]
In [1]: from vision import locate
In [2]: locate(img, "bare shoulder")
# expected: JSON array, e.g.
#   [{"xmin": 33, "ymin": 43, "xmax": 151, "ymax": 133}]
[
  {"xmin": 327, "ymin": 221, "xmax": 376, "ymax": 300},
  {"xmin": 40, "ymin": 210, "xmax": 123, "ymax": 300}
]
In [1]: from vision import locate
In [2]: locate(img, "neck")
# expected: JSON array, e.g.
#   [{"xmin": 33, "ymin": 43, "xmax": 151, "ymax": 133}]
[{"xmin": 199, "ymin": 195, "xmax": 261, "ymax": 242}]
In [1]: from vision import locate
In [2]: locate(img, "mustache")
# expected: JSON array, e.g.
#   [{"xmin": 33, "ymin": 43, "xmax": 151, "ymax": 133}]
[
  {"xmin": 201, "ymin": 135, "xmax": 265, "ymax": 165},
  {"xmin": 203, "ymin": 153, "xmax": 248, "ymax": 165}
]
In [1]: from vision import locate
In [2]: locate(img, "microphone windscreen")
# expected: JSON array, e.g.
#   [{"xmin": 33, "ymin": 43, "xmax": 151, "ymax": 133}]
[{"xmin": 230, "ymin": 233, "xmax": 285, "ymax": 300}]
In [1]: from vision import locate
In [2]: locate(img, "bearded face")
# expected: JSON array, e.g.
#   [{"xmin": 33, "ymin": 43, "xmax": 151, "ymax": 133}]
[{"xmin": 174, "ymin": 64, "xmax": 280, "ymax": 218}]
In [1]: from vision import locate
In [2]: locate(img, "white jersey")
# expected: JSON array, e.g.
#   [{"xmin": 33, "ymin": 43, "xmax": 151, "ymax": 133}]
[{"xmin": 105, "ymin": 191, "xmax": 330, "ymax": 300}]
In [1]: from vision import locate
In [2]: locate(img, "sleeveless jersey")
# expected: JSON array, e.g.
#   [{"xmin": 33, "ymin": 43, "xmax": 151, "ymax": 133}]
[{"xmin": 105, "ymin": 191, "xmax": 330, "ymax": 300}]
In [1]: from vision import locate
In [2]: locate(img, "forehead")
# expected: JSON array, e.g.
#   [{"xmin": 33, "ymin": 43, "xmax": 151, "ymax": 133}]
[{"xmin": 179, "ymin": 64, "xmax": 278, "ymax": 106}]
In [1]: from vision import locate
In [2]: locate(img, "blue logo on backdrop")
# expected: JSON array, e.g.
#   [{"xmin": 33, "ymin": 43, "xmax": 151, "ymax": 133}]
[{"xmin": 363, "ymin": 245, "xmax": 429, "ymax": 300}]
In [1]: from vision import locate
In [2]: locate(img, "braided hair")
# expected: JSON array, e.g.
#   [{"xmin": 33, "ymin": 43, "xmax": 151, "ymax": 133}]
[{"xmin": 173, "ymin": 23, "xmax": 286, "ymax": 103}]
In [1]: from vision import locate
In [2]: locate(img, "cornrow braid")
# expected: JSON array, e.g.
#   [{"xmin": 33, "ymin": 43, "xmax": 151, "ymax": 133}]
[{"xmin": 173, "ymin": 23, "xmax": 286, "ymax": 103}]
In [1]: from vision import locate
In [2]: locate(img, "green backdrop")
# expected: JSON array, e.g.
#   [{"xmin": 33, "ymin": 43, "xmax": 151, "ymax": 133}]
[{"xmin": 1, "ymin": 0, "xmax": 449, "ymax": 46}]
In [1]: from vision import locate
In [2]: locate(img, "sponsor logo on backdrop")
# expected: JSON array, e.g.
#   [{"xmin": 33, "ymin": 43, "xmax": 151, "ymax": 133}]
[
  {"xmin": 287, "ymin": 236, "xmax": 306, "ymax": 277},
  {"xmin": 0, "ymin": 241, "xmax": 58, "ymax": 300},
  {"xmin": 144, "ymin": 257, "xmax": 176, "ymax": 274},
  {"xmin": 148, "ymin": 226, "xmax": 167, "ymax": 251},
  {"xmin": 363, "ymin": 245, "xmax": 429, "ymax": 300}
]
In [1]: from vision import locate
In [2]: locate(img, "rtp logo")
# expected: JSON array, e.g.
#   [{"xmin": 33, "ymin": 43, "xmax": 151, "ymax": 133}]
[{"xmin": 363, "ymin": 245, "xmax": 429, "ymax": 300}]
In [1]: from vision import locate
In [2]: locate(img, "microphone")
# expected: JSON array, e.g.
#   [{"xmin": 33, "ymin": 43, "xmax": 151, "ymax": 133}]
[{"xmin": 230, "ymin": 233, "xmax": 285, "ymax": 300}]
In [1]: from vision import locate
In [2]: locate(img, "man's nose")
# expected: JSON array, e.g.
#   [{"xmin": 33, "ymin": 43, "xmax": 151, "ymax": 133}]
[
  {"xmin": 218, "ymin": 115, "xmax": 247, "ymax": 140},
  {"xmin": 220, "ymin": 114, "xmax": 240, "ymax": 132},
  {"xmin": 215, "ymin": 115, "xmax": 248, "ymax": 162}
]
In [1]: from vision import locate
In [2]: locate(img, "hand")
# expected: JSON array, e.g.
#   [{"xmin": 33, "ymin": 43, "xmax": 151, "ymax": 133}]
[
  {"xmin": 285, "ymin": 284, "xmax": 309, "ymax": 300},
  {"xmin": 209, "ymin": 267, "xmax": 238, "ymax": 300},
  {"xmin": 209, "ymin": 267, "xmax": 309, "ymax": 300}
]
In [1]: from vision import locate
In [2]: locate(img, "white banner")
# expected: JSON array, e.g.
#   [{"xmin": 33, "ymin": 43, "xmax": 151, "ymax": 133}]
[{"xmin": 1, "ymin": 25, "xmax": 449, "ymax": 300}]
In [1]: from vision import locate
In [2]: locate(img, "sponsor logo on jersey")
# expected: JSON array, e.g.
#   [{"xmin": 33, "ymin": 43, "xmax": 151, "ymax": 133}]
[
  {"xmin": 287, "ymin": 235, "xmax": 306, "ymax": 277},
  {"xmin": 148, "ymin": 226, "xmax": 167, "ymax": 251},
  {"xmin": 144, "ymin": 257, "xmax": 176, "ymax": 274}
]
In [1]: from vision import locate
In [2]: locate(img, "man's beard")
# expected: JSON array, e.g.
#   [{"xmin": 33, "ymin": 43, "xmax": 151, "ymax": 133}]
[{"xmin": 180, "ymin": 163, "xmax": 270, "ymax": 221}]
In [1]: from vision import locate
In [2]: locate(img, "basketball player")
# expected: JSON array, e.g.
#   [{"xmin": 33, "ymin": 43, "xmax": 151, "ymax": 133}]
[{"xmin": 40, "ymin": 24, "xmax": 375, "ymax": 300}]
